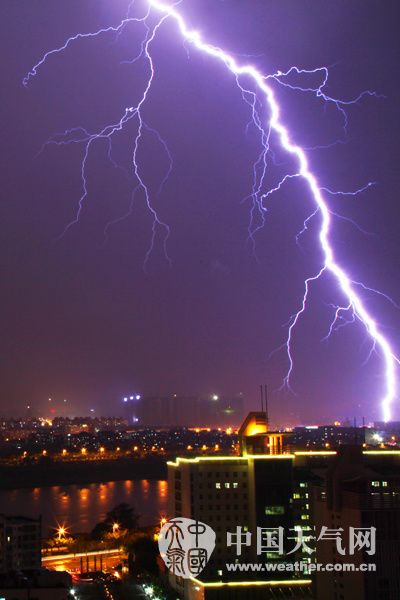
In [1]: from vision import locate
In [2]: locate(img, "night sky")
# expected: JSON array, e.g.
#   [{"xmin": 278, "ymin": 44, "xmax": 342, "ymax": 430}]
[{"xmin": 1, "ymin": 0, "xmax": 399, "ymax": 424}]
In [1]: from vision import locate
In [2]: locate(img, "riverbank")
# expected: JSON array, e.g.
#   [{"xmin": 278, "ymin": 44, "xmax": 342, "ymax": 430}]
[{"xmin": 0, "ymin": 457, "xmax": 167, "ymax": 490}]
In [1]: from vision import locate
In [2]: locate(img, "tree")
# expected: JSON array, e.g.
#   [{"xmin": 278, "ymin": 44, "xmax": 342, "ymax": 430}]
[
  {"xmin": 91, "ymin": 503, "xmax": 139, "ymax": 539},
  {"xmin": 128, "ymin": 536, "xmax": 159, "ymax": 574}
]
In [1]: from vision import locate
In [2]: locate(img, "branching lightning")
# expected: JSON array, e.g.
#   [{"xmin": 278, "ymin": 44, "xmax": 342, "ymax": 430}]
[{"xmin": 23, "ymin": 0, "xmax": 398, "ymax": 420}]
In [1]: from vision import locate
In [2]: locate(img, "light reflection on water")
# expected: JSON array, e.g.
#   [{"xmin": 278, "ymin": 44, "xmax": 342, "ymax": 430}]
[{"xmin": 0, "ymin": 480, "xmax": 168, "ymax": 535}]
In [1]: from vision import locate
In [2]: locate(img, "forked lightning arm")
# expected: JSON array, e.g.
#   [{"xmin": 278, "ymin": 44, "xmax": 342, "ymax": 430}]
[{"xmin": 24, "ymin": 0, "xmax": 398, "ymax": 420}]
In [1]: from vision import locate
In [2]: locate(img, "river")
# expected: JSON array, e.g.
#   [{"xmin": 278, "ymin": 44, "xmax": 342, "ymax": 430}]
[{"xmin": 0, "ymin": 480, "xmax": 168, "ymax": 535}]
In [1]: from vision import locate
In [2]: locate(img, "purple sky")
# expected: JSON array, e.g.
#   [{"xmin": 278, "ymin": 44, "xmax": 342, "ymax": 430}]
[{"xmin": 1, "ymin": 0, "xmax": 400, "ymax": 424}]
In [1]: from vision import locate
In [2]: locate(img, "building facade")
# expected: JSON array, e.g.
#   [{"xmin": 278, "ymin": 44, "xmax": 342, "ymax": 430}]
[
  {"xmin": 0, "ymin": 515, "xmax": 41, "ymax": 573},
  {"xmin": 166, "ymin": 413, "xmax": 400, "ymax": 600}
]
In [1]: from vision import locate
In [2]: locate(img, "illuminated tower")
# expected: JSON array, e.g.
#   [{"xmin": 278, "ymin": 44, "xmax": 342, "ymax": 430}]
[{"xmin": 239, "ymin": 411, "xmax": 286, "ymax": 455}]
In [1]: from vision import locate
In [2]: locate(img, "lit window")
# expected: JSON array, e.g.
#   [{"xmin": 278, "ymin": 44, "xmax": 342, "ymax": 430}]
[
  {"xmin": 233, "ymin": 482, "xmax": 239, "ymax": 489},
  {"xmin": 215, "ymin": 483, "xmax": 221, "ymax": 489},
  {"xmin": 265, "ymin": 506, "xmax": 285, "ymax": 515},
  {"xmin": 300, "ymin": 483, "xmax": 308, "ymax": 488},
  {"xmin": 301, "ymin": 514, "xmax": 309, "ymax": 520},
  {"xmin": 371, "ymin": 481, "xmax": 380, "ymax": 487},
  {"xmin": 225, "ymin": 482, "xmax": 230, "ymax": 489},
  {"xmin": 293, "ymin": 493, "xmax": 301, "ymax": 499},
  {"xmin": 382, "ymin": 481, "xmax": 388, "ymax": 487}
]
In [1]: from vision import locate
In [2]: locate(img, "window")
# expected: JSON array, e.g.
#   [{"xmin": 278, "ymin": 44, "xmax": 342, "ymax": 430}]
[
  {"xmin": 215, "ymin": 483, "xmax": 221, "ymax": 489},
  {"xmin": 371, "ymin": 481, "xmax": 380, "ymax": 487},
  {"xmin": 265, "ymin": 506, "xmax": 285, "ymax": 515},
  {"xmin": 293, "ymin": 493, "xmax": 301, "ymax": 499},
  {"xmin": 233, "ymin": 482, "xmax": 239, "ymax": 489},
  {"xmin": 300, "ymin": 482, "xmax": 308, "ymax": 488},
  {"xmin": 382, "ymin": 481, "xmax": 388, "ymax": 487},
  {"xmin": 301, "ymin": 514, "xmax": 309, "ymax": 520},
  {"xmin": 225, "ymin": 482, "xmax": 230, "ymax": 489}
]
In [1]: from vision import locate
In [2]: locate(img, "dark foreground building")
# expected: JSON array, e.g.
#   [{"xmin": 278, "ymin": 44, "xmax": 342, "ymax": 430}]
[
  {"xmin": 0, "ymin": 515, "xmax": 41, "ymax": 572},
  {"xmin": 0, "ymin": 515, "xmax": 73, "ymax": 599}
]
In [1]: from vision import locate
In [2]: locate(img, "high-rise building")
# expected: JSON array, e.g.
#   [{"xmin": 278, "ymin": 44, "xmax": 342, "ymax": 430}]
[
  {"xmin": 166, "ymin": 413, "xmax": 400, "ymax": 600},
  {"xmin": 313, "ymin": 448, "xmax": 400, "ymax": 600},
  {"xmin": 123, "ymin": 394, "xmax": 244, "ymax": 427}
]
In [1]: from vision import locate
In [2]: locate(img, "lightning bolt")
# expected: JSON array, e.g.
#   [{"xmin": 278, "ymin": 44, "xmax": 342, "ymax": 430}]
[{"xmin": 23, "ymin": 0, "xmax": 398, "ymax": 421}]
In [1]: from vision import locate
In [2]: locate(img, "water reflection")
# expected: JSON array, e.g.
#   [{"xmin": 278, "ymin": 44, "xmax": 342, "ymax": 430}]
[{"xmin": 0, "ymin": 480, "xmax": 168, "ymax": 534}]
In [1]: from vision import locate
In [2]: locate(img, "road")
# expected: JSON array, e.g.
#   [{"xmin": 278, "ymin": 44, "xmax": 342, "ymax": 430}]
[
  {"xmin": 76, "ymin": 581, "xmax": 147, "ymax": 600},
  {"xmin": 43, "ymin": 548, "xmax": 126, "ymax": 574}
]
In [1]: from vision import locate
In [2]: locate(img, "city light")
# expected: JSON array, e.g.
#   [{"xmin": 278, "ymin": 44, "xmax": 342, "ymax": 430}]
[{"xmin": 56, "ymin": 524, "xmax": 68, "ymax": 541}]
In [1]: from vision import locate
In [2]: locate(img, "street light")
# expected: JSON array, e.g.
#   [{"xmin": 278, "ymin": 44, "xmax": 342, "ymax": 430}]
[
  {"xmin": 56, "ymin": 524, "xmax": 68, "ymax": 541},
  {"xmin": 58, "ymin": 526, "xmax": 66, "ymax": 538},
  {"xmin": 112, "ymin": 522, "xmax": 120, "ymax": 534}
]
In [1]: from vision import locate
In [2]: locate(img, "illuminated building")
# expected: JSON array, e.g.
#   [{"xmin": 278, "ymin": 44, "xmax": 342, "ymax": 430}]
[{"xmin": 167, "ymin": 412, "xmax": 400, "ymax": 600}]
